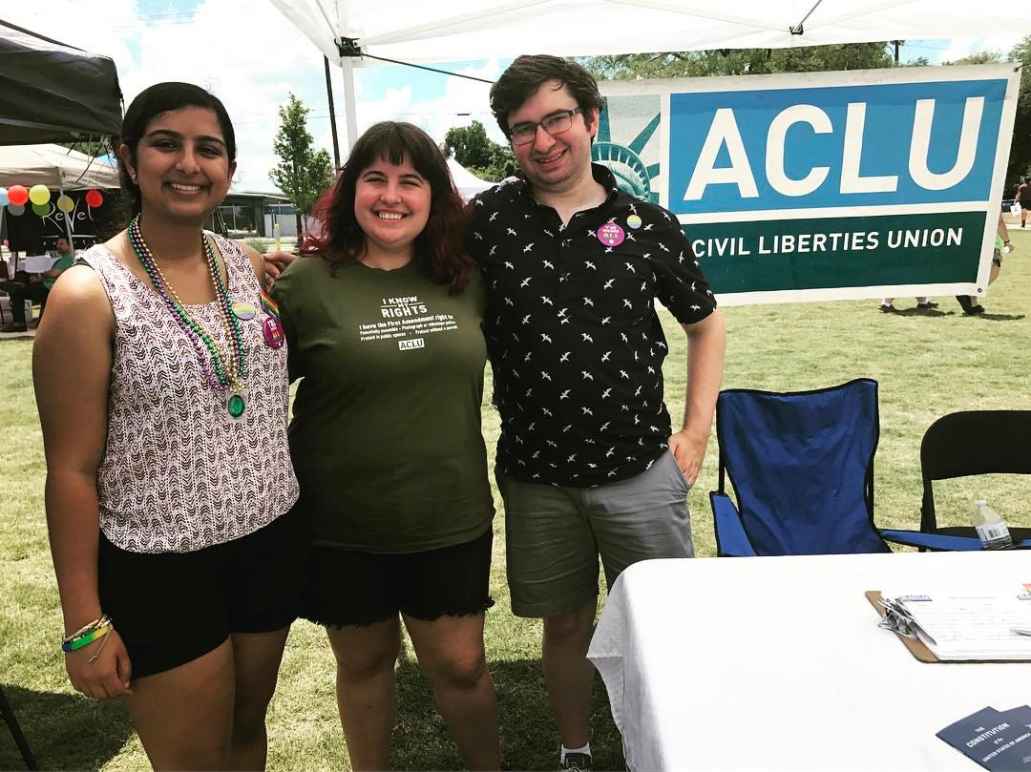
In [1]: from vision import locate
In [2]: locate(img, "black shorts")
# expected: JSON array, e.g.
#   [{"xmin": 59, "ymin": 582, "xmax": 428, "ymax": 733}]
[
  {"xmin": 301, "ymin": 527, "xmax": 494, "ymax": 628},
  {"xmin": 98, "ymin": 506, "xmax": 308, "ymax": 679}
]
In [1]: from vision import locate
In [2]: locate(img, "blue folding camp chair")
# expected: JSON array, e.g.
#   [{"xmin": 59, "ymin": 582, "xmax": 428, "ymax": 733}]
[{"xmin": 709, "ymin": 378, "xmax": 892, "ymax": 557}]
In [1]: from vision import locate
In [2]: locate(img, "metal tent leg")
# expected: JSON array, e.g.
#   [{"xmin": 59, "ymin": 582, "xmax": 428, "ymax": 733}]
[{"xmin": 0, "ymin": 685, "xmax": 37, "ymax": 770}]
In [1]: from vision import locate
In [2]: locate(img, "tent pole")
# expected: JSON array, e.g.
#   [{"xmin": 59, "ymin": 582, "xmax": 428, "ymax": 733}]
[
  {"xmin": 339, "ymin": 57, "xmax": 359, "ymax": 157},
  {"xmin": 323, "ymin": 55, "xmax": 341, "ymax": 168},
  {"xmin": 58, "ymin": 172, "xmax": 73, "ymax": 245}
]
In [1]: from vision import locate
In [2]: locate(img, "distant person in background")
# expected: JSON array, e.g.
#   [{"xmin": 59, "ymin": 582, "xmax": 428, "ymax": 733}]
[
  {"xmin": 1017, "ymin": 179, "xmax": 1030, "ymax": 229},
  {"xmin": 957, "ymin": 214, "xmax": 1012, "ymax": 315},
  {"xmin": 878, "ymin": 296, "xmax": 938, "ymax": 313},
  {"xmin": 2, "ymin": 237, "xmax": 76, "ymax": 331}
]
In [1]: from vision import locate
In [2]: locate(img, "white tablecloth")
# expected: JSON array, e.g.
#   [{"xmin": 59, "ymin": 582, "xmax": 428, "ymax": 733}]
[
  {"xmin": 588, "ymin": 551, "xmax": 1031, "ymax": 771},
  {"xmin": 2, "ymin": 254, "xmax": 54, "ymax": 274},
  {"xmin": 23, "ymin": 254, "xmax": 56, "ymax": 273}
]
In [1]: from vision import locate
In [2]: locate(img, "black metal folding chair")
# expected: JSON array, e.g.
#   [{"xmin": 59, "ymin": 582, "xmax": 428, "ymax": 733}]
[
  {"xmin": 915, "ymin": 410, "xmax": 1031, "ymax": 546},
  {"xmin": 0, "ymin": 684, "xmax": 37, "ymax": 770}
]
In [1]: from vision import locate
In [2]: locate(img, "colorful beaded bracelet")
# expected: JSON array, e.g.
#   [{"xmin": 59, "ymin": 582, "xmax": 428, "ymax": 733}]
[{"xmin": 62, "ymin": 615, "xmax": 112, "ymax": 653}]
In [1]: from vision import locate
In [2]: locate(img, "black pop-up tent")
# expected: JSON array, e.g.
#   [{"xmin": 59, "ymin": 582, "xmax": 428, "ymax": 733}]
[{"xmin": 0, "ymin": 17, "xmax": 122, "ymax": 145}]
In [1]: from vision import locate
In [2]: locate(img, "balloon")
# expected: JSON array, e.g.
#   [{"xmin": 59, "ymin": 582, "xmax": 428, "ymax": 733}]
[
  {"xmin": 7, "ymin": 185, "xmax": 28, "ymax": 206},
  {"xmin": 0, "ymin": 188, "xmax": 7, "ymax": 207},
  {"xmin": 56, "ymin": 194, "xmax": 75, "ymax": 213},
  {"xmin": 7, "ymin": 204, "xmax": 25, "ymax": 216},
  {"xmin": 29, "ymin": 184, "xmax": 51, "ymax": 206},
  {"xmin": 32, "ymin": 203, "xmax": 50, "ymax": 217},
  {"xmin": 85, "ymin": 189, "xmax": 104, "ymax": 208}
]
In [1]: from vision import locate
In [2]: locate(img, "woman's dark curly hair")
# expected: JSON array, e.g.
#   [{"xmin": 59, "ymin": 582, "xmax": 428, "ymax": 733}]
[
  {"xmin": 116, "ymin": 82, "xmax": 236, "ymax": 217},
  {"xmin": 311, "ymin": 121, "xmax": 472, "ymax": 293},
  {"xmin": 490, "ymin": 55, "xmax": 605, "ymax": 139}
]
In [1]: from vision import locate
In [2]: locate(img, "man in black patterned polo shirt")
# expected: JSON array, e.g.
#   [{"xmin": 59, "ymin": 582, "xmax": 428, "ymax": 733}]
[{"xmin": 467, "ymin": 55, "xmax": 726, "ymax": 769}]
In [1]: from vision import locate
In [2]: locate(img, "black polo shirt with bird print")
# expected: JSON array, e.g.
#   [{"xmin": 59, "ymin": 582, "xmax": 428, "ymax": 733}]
[{"xmin": 467, "ymin": 164, "xmax": 716, "ymax": 487}]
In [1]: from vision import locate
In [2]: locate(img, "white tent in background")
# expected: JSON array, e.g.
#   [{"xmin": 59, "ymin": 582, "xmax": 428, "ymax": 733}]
[
  {"xmin": 0, "ymin": 144, "xmax": 118, "ymax": 189},
  {"xmin": 268, "ymin": 0, "xmax": 1031, "ymax": 152},
  {"xmin": 447, "ymin": 158, "xmax": 492, "ymax": 202}
]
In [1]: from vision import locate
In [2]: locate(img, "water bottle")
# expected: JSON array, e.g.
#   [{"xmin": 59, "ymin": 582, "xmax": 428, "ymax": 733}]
[{"xmin": 972, "ymin": 500, "xmax": 1012, "ymax": 550}]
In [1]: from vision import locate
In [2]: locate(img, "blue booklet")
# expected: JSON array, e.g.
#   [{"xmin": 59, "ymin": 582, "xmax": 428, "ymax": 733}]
[{"xmin": 938, "ymin": 706, "xmax": 1031, "ymax": 770}]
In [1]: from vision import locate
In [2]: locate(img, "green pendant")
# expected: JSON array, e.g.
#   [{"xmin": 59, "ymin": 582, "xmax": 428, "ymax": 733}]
[{"xmin": 227, "ymin": 391, "xmax": 246, "ymax": 418}]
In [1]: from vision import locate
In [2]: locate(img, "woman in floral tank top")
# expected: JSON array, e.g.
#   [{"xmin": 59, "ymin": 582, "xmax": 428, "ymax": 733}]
[{"xmin": 33, "ymin": 82, "xmax": 300, "ymax": 769}]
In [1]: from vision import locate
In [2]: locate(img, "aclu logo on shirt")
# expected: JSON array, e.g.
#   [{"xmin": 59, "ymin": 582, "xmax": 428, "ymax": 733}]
[{"xmin": 398, "ymin": 338, "xmax": 425, "ymax": 351}]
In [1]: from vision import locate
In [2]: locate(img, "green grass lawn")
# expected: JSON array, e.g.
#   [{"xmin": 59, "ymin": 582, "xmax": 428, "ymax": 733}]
[{"xmin": 3, "ymin": 231, "xmax": 1031, "ymax": 770}]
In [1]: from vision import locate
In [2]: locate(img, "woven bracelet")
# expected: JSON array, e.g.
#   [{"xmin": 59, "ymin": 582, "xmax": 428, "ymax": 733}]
[{"xmin": 62, "ymin": 617, "xmax": 112, "ymax": 653}]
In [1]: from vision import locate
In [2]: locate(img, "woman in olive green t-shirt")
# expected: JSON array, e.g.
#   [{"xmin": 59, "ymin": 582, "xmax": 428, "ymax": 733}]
[{"xmin": 272, "ymin": 122, "xmax": 499, "ymax": 770}]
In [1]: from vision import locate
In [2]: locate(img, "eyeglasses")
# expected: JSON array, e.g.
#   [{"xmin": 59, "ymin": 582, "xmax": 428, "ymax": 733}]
[{"xmin": 509, "ymin": 108, "xmax": 582, "ymax": 147}]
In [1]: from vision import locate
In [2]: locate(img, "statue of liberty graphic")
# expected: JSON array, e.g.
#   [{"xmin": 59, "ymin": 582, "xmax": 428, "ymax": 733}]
[{"xmin": 592, "ymin": 95, "xmax": 661, "ymax": 204}]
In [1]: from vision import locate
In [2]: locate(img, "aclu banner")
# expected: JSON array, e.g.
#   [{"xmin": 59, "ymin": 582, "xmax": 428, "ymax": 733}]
[{"xmin": 596, "ymin": 66, "xmax": 1021, "ymax": 305}]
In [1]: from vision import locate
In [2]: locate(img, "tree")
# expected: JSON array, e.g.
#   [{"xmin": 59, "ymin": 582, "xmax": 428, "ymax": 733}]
[
  {"xmin": 270, "ymin": 93, "xmax": 333, "ymax": 236},
  {"xmin": 443, "ymin": 120, "xmax": 516, "ymax": 182},
  {"xmin": 444, "ymin": 120, "xmax": 495, "ymax": 168},
  {"xmin": 582, "ymin": 42, "xmax": 895, "ymax": 81},
  {"xmin": 1007, "ymin": 35, "xmax": 1031, "ymax": 190}
]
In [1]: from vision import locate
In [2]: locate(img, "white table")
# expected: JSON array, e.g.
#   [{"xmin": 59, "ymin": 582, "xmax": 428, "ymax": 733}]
[{"xmin": 588, "ymin": 551, "xmax": 1031, "ymax": 771}]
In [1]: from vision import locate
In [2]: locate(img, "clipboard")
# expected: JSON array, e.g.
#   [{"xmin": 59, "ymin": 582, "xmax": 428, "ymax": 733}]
[
  {"xmin": 867, "ymin": 591, "xmax": 939, "ymax": 662},
  {"xmin": 867, "ymin": 591, "xmax": 1031, "ymax": 664}
]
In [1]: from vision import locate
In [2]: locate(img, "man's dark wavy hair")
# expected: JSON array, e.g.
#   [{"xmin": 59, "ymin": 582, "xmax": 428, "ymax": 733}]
[
  {"xmin": 489, "ymin": 55, "xmax": 605, "ymax": 139},
  {"xmin": 311, "ymin": 121, "xmax": 472, "ymax": 293},
  {"xmin": 117, "ymin": 82, "xmax": 236, "ymax": 217}
]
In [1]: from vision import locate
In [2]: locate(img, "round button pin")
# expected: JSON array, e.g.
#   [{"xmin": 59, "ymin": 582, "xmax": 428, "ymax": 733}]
[
  {"xmin": 232, "ymin": 302, "xmax": 257, "ymax": 321},
  {"xmin": 626, "ymin": 214, "xmax": 642, "ymax": 230},
  {"xmin": 597, "ymin": 223, "xmax": 626, "ymax": 247}
]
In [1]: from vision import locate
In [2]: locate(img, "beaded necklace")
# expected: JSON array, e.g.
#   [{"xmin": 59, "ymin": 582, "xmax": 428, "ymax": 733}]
[{"xmin": 127, "ymin": 215, "xmax": 248, "ymax": 418}]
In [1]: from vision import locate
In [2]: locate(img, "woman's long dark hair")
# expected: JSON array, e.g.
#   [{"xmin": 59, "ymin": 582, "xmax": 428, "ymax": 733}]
[{"xmin": 312, "ymin": 121, "xmax": 472, "ymax": 293}]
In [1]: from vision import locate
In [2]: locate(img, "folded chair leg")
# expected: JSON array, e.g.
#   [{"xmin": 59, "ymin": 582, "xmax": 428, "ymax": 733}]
[{"xmin": 0, "ymin": 686, "xmax": 38, "ymax": 770}]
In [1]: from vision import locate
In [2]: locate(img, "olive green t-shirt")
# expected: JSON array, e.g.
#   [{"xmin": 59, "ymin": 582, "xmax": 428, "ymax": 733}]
[{"xmin": 273, "ymin": 256, "xmax": 494, "ymax": 553}]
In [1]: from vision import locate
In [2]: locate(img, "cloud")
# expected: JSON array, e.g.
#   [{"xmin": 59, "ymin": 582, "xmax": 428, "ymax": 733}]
[
  {"xmin": 352, "ymin": 58, "xmax": 506, "ymax": 144},
  {"xmin": 935, "ymin": 34, "xmax": 1026, "ymax": 63}
]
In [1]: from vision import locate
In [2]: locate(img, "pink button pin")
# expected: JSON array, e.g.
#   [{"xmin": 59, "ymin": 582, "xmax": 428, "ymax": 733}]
[{"xmin": 597, "ymin": 223, "xmax": 625, "ymax": 247}]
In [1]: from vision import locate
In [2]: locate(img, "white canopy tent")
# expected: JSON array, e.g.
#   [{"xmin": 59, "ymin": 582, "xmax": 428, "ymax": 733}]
[
  {"xmin": 447, "ymin": 158, "xmax": 493, "ymax": 201},
  {"xmin": 269, "ymin": 0, "xmax": 1031, "ymax": 152},
  {"xmin": 0, "ymin": 143, "xmax": 118, "ymax": 190},
  {"xmin": 0, "ymin": 144, "xmax": 118, "ymax": 245}
]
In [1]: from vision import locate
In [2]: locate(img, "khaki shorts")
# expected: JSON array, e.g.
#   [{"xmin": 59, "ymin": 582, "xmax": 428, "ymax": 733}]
[{"xmin": 498, "ymin": 450, "xmax": 693, "ymax": 618}]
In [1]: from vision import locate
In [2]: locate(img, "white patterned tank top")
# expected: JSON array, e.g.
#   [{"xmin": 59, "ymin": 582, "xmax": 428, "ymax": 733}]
[{"xmin": 80, "ymin": 235, "xmax": 299, "ymax": 553}]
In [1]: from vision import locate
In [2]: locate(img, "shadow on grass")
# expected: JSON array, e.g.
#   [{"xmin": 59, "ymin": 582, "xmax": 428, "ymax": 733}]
[
  {"xmin": 0, "ymin": 684, "xmax": 132, "ymax": 771},
  {"xmin": 393, "ymin": 656, "xmax": 624, "ymax": 771},
  {"xmin": 889, "ymin": 306, "xmax": 951, "ymax": 318},
  {"xmin": 885, "ymin": 306, "xmax": 1026, "ymax": 322},
  {"xmin": 974, "ymin": 313, "xmax": 1026, "ymax": 322}
]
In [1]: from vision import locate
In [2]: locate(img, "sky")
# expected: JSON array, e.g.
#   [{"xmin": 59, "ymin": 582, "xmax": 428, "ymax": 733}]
[{"xmin": 2, "ymin": 0, "xmax": 1025, "ymax": 192}]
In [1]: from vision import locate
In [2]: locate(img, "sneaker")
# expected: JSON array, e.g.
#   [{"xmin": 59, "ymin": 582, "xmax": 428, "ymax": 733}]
[
  {"xmin": 879, "ymin": 303, "xmax": 896, "ymax": 313},
  {"xmin": 916, "ymin": 301, "xmax": 939, "ymax": 310},
  {"xmin": 561, "ymin": 752, "xmax": 593, "ymax": 771},
  {"xmin": 964, "ymin": 304, "xmax": 986, "ymax": 315}
]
